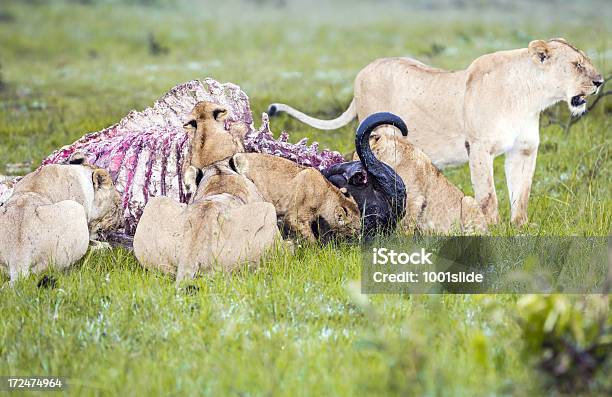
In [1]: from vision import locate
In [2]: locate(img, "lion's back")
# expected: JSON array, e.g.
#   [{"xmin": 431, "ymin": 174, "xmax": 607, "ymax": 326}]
[{"xmin": 354, "ymin": 57, "xmax": 469, "ymax": 168}]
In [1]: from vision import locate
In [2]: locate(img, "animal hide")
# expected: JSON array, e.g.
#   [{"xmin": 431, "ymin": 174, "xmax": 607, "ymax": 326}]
[{"xmin": 0, "ymin": 79, "xmax": 345, "ymax": 238}]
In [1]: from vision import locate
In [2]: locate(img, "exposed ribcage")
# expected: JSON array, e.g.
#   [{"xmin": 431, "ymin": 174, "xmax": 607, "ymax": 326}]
[{"xmin": 25, "ymin": 78, "xmax": 345, "ymax": 236}]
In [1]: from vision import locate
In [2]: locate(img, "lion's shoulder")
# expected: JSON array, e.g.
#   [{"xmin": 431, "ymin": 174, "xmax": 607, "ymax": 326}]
[
  {"xmin": 465, "ymin": 48, "xmax": 529, "ymax": 88},
  {"xmin": 13, "ymin": 164, "xmax": 89, "ymax": 198}
]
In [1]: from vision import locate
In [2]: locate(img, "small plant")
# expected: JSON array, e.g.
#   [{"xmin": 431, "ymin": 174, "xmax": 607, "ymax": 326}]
[{"xmin": 517, "ymin": 294, "xmax": 611, "ymax": 394}]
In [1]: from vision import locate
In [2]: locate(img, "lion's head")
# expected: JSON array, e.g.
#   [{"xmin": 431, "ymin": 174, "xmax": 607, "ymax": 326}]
[
  {"xmin": 184, "ymin": 101, "xmax": 247, "ymax": 169},
  {"xmin": 89, "ymin": 168, "xmax": 123, "ymax": 237},
  {"xmin": 528, "ymin": 38, "xmax": 603, "ymax": 116},
  {"xmin": 67, "ymin": 152, "xmax": 123, "ymax": 236},
  {"xmin": 316, "ymin": 191, "xmax": 362, "ymax": 241}
]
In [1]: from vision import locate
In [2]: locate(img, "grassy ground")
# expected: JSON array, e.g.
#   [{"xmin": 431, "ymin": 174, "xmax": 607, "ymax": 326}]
[{"xmin": 0, "ymin": 0, "xmax": 610, "ymax": 395}]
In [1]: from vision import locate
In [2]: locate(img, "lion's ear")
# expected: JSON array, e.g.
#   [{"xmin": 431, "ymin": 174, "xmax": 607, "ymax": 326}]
[
  {"xmin": 528, "ymin": 40, "xmax": 550, "ymax": 64},
  {"xmin": 183, "ymin": 165, "xmax": 202, "ymax": 196},
  {"xmin": 370, "ymin": 131, "xmax": 383, "ymax": 145},
  {"xmin": 212, "ymin": 107, "xmax": 228, "ymax": 122},
  {"xmin": 92, "ymin": 169, "xmax": 113, "ymax": 190},
  {"xmin": 183, "ymin": 119, "xmax": 197, "ymax": 132},
  {"xmin": 550, "ymin": 37, "xmax": 569, "ymax": 45},
  {"xmin": 68, "ymin": 152, "xmax": 86, "ymax": 165}
]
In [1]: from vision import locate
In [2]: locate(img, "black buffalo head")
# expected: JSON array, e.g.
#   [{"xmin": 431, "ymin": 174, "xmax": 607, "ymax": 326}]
[{"xmin": 322, "ymin": 112, "xmax": 408, "ymax": 237}]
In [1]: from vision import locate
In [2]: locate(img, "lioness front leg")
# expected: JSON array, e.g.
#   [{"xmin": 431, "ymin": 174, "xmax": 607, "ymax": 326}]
[
  {"xmin": 504, "ymin": 143, "xmax": 538, "ymax": 227},
  {"xmin": 280, "ymin": 193, "xmax": 316, "ymax": 241},
  {"xmin": 283, "ymin": 196, "xmax": 317, "ymax": 243},
  {"xmin": 282, "ymin": 169, "xmax": 321, "ymax": 242},
  {"xmin": 468, "ymin": 142, "xmax": 499, "ymax": 225},
  {"xmin": 287, "ymin": 211, "xmax": 317, "ymax": 242}
]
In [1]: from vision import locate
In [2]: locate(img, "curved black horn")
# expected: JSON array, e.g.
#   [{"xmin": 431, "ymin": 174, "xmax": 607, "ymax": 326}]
[{"xmin": 355, "ymin": 112, "xmax": 408, "ymax": 231}]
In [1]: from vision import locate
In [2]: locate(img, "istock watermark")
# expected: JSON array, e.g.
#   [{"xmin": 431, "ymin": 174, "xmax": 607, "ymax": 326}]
[
  {"xmin": 362, "ymin": 236, "xmax": 610, "ymax": 294},
  {"xmin": 372, "ymin": 247, "xmax": 433, "ymax": 265}
]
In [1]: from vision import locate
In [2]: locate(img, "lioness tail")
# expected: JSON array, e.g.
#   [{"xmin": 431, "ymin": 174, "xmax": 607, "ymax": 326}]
[{"xmin": 267, "ymin": 99, "xmax": 356, "ymax": 130}]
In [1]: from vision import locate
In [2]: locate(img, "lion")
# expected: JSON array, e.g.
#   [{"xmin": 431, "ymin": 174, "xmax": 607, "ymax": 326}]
[
  {"xmin": 182, "ymin": 101, "xmax": 249, "ymax": 169},
  {"xmin": 367, "ymin": 133, "xmax": 487, "ymax": 234},
  {"xmin": 268, "ymin": 38, "xmax": 603, "ymax": 226},
  {"xmin": 231, "ymin": 153, "xmax": 362, "ymax": 242},
  {"xmin": 0, "ymin": 155, "xmax": 122, "ymax": 283},
  {"xmin": 133, "ymin": 162, "xmax": 280, "ymax": 284}
]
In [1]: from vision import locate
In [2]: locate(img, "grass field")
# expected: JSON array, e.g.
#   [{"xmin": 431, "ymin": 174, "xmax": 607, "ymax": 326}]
[{"xmin": 0, "ymin": 0, "xmax": 610, "ymax": 395}]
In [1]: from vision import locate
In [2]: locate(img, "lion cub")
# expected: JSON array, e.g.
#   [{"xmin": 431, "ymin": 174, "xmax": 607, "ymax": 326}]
[
  {"xmin": 231, "ymin": 153, "xmax": 362, "ymax": 242},
  {"xmin": 369, "ymin": 133, "xmax": 487, "ymax": 234},
  {"xmin": 133, "ymin": 163, "xmax": 280, "ymax": 284},
  {"xmin": 183, "ymin": 101, "xmax": 249, "ymax": 169},
  {"xmin": 0, "ymin": 157, "xmax": 122, "ymax": 283}
]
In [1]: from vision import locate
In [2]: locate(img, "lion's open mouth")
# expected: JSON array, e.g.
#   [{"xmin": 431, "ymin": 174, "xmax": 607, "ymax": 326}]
[{"xmin": 570, "ymin": 95, "xmax": 587, "ymax": 108}]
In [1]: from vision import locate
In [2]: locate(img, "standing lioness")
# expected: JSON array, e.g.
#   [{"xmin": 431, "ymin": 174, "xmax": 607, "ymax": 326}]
[{"xmin": 269, "ymin": 38, "xmax": 603, "ymax": 226}]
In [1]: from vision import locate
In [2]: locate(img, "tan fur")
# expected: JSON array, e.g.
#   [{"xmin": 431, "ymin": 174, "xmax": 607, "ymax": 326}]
[
  {"xmin": 367, "ymin": 133, "xmax": 487, "ymax": 234},
  {"xmin": 133, "ymin": 163, "xmax": 280, "ymax": 284},
  {"xmin": 183, "ymin": 101, "xmax": 249, "ymax": 169},
  {"xmin": 272, "ymin": 39, "xmax": 602, "ymax": 227},
  {"xmin": 0, "ymin": 163, "xmax": 122, "ymax": 283},
  {"xmin": 232, "ymin": 153, "xmax": 361, "ymax": 241}
]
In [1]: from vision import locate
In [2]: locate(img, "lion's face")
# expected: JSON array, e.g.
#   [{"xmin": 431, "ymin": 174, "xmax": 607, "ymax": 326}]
[
  {"xmin": 89, "ymin": 168, "xmax": 123, "ymax": 236},
  {"xmin": 368, "ymin": 132, "xmax": 405, "ymax": 166},
  {"xmin": 184, "ymin": 101, "xmax": 247, "ymax": 169},
  {"xmin": 324, "ymin": 193, "xmax": 362, "ymax": 239},
  {"xmin": 529, "ymin": 38, "xmax": 603, "ymax": 116}
]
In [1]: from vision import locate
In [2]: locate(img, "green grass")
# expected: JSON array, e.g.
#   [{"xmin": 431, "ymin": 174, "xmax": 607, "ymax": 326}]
[{"xmin": 0, "ymin": 0, "xmax": 610, "ymax": 395}]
